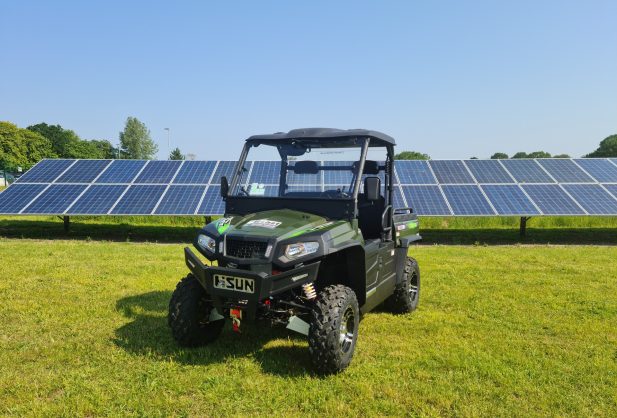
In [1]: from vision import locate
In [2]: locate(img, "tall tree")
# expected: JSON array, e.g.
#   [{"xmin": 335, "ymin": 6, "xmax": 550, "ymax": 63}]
[
  {"xmin": 586, "ymin": 134, "xmax": 617, "ymax": 157},
  {"xmin": 27, "ymin": 123, "xmax": 81, "ymax": 157},
  {"xmin": 527, "ymin": 151, "xmax": 552, "ymax": 158},
  {"xmin": 512, "ymin": 152, "xmax": 528, "ymax": 159},
  {"xmin": 119, "ymin": 117, "xmax": 158, "ymax": 159},
  {"xmin": 169, "ymin": 147, "xmax": 185, "ymax": 160},
  {"xmin": 553, "ymin": 154, "xmax": 571, "ymax": 158},
  {"xmin": 491, "ymin": 152, "xmax": 509, "ymax": 159},
  {"xmin": 394, "ymin": 151, "xmax": 430, "ymax": 160},
  {"xmin": 1, "ymin": 121, "xmax": 55, "ymax": 170}
]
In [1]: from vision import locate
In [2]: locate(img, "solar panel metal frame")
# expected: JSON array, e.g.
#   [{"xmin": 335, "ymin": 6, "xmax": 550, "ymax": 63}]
[{"xmin": 3, "ymin": 157, "xmax": 617, "ymax": 217}]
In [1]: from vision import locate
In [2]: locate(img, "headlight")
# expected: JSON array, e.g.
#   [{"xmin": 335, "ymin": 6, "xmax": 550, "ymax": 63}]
[
  {"xmin": 197, "ymin": 234, "xmax": 216, "ymax": 253},
  {"xmin": 285, "ymin": 242, "xmax": 319, "ymax": 259}
]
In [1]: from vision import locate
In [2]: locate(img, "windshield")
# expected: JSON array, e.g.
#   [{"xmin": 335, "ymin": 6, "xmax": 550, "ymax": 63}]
[{"xmin": 230, "ymin": 144, "xmax": 364, "ymax": 199}]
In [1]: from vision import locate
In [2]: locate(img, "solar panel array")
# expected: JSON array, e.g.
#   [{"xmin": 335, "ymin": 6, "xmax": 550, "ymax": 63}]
[{"xmin": 1, "ymin": 158, "xmax": 617, "ymax": 216}]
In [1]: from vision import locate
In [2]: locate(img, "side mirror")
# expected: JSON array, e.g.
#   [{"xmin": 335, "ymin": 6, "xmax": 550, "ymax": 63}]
[
  {"xmin": 365, "ymin": 177, "xmax": 380, "ymax": 201},
  {"xmin": 220, "ymin": 176, "xmax": 229, "ymax": 198}
]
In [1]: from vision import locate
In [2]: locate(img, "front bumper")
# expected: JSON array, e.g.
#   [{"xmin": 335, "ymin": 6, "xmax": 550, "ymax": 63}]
[{"xmin": 184, "ymin": 247, "xmax": 320, "ymax": 320}]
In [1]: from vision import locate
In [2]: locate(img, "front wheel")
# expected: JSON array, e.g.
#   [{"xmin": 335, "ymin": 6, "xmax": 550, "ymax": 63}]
[
  {"xmin": 308, "ymin": 285, "xmax": 360, "ymax": 375},
  {"xmin": 168, "ymin": 274, "xmax": 224, "ymax": 347},
  {"xmin": 385, "ymin": 256, "xmax": 420, "ymax": 313}
]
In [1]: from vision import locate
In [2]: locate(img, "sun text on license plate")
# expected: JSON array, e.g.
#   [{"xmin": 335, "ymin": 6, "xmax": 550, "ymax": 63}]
[{"xmin": 213, "ymin": 275, "xmax": 255, "ymax": 293}]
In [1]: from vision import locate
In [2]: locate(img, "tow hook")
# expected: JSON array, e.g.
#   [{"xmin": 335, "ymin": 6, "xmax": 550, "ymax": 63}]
[{"xmin": 230, "ymin": 308, "xmax": 242, "ymax": 333}]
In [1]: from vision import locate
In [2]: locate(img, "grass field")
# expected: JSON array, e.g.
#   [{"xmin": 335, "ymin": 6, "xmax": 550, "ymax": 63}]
[{"xmin": 1, "ymin": 234, "xmax": 616, "ymax": 416}]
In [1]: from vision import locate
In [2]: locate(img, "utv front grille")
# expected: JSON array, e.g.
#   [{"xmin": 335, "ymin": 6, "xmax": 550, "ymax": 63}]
[{"xmin": 225, "ymin": 238, "xmax": 269, "ymax": 259}]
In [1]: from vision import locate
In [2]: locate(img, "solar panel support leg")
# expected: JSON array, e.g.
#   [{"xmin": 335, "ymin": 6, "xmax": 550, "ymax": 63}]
[
  {"xmin": 519, "ymin": 216, "xmax": 530, "ymax": 237},
  {"xmin": 205, "ymin": 216, "xmax": 212, "ymax": 225},
  {"xmin": 63, "ymin": 216, "xmax": 70, "ymax": 232}
]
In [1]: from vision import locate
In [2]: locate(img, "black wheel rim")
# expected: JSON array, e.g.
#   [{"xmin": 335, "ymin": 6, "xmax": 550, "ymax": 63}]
[
  {"xmin": 339, "ymin": 306, "xmax": 355, "ymax": 354},
  {"xmin": 409, "ymin": 270, "xmax": 419, "ymax": 303}
]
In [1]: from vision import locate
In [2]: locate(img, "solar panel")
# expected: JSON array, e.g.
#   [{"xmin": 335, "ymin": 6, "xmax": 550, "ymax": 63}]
[
  {"xmin": 0, "ymin": 184, "xmax": 47, "ymax": 213},
  {"xmin": 561, "ymin": 184, "xmax": 617, "ymax": 215},
  {"xmin": 465, "ymin": 160, "xmax": 514, "ymax": 184},
  {"xmin": 392, "ymin": 186, "xmax": 406, "ymax": 209},
  {"xmin": 16, "ymin": 159, "xmax": 75, "ymax": 183},
  {"xmin": 287, "ymin": 161, "xmax": 321, "ymax": 185},
  {"xmin": 610, "ymin": 159, "xmax": 617, "ymax": 167},
  {"xmin": 111, "ymin": 185, "xmax": 167, "ymax": 214},
  {"xmin": 537, "ymin": 159, "xmax": 594, "ymax": 183},
  {"xmin": 441, "ymin": 185, "xmax": 495, "ymax": 215},
  {"xmin": 23, "ymin": 184, "xmax": 87, "ymax": 214},
  {"xmin": 197, "ymin": 186, "xmax": 225, "ymax": 215},
  {"xmin": 286, "ymin": 185, "xmax": 322, "ymax": 193},
  {"xmin": 500, "ymin": 159, "xmax": 554, "ymax": 183},
  {"xmin": 324, "ymin": 161, "xmax": 354, "ymax": 185},
  {"xmin": 429, "ymin": 160, "xmax": 475, "ymax": 184},
  {"xmin": 481, "ymin": 185, "xmax": 539, "ymax": 215},
  {"xmin": 67, "ymin": 185, "xmax": 127, "ymax": 214},
  {"xmin": 573, "ymin": 159, "xmax": 617, "ymax": 183},
  {"xmin": 211, "ymin": 161, "xmax": 248, "ymax": 184},
  {"xmin": 605, "ymin": 184, "xmax": 617, "ymax": 199},
  {"xmin": 155, "ymin": 185, "xmax": 207, "ymax": 214},
  {"xmin": 394, "ymin": 161, "xmax": 436, "ymax": 184},
  {"xmin": 56, "ymin": 160, "xmax": 111, "ymax": 183},
  {"xmin": 401, "ymin": 185, "xmax": 451, "ymax": 215},
  {"xmin": 134, "ymin": 160, "xmax": 182, "ymax": 184},
  {"xmin": 521, "ymin": 185, "xmax": 585, "ymax": 215},
  {"xmin": 172, "ymin": 161, "xmax": 216, "ymax": 184},
  {"xmin": 248, "ymin": 161, "xmax": 281, "ymax": 184},
  {"xmin": 95, "ymin": 160, "xmax": 146, "ymax": 183}
]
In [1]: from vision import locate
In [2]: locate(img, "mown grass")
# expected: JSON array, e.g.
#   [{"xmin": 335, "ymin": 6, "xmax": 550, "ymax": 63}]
[
  {"xmin": 0, "ymin": 238, "xmax": 616, "ymax": 416},
  {"xmin": 1, "ymin": 215, "xmax": 617, "ymax": 245}
]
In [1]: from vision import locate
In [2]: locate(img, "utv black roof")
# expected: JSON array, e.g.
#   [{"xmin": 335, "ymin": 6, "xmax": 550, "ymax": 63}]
[{"xmin": 246, "ymin": 128, "xmax": 396, "ymax": 147}]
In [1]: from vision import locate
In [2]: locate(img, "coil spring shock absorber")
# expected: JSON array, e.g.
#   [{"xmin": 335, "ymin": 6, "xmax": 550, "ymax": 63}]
[{"xmin": 302, "ymin": 282, "xmax": 317, "ymax": 300}]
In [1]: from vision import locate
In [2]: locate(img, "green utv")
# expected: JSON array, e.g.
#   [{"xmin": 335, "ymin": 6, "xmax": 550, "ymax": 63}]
[{"xmin": 169, "ymin": 128, "xmax": 421, "ymax": 374}]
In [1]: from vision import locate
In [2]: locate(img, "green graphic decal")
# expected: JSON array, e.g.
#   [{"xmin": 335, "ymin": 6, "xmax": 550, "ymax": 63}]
[{"xmin": 216, "ymin": 217, "xmax": 233, "ymax": 234}]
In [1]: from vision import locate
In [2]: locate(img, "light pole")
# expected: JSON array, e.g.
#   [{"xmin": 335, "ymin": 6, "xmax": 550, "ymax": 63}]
[{"xmin": 164, "ymin": 128, "xmax": 170, "ymax": 160}]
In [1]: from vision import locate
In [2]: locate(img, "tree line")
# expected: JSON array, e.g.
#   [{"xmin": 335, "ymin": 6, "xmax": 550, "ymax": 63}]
[
  {"xmin": 0, "ymin": 117, "xmax": 190, "ymax": 172},
  {"xmin": 394, "ymin": 134, "xmax": 617, "ymax": 160}
]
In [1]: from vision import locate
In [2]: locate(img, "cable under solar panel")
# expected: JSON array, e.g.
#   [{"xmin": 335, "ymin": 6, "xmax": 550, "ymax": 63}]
[
  {"xmin": 481, "ymin": 185, "xmax": 539, "ymax": 215},
  {"xmin": 573, "ymin": 159, "xmax": 617, "ymax": 183},
  {"xmin": 521, "ymin": 184, "xmax": 585, "ymax": 215},
  {"xmin": 561, "ymin": 184, "xmax": 617, "ymax": 215}
]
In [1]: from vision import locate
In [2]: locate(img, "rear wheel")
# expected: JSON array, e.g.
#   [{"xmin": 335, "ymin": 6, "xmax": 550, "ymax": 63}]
[
  {"xmin": 308, "ymin": 285, "xmax": 360, "ymax": 375},
  {"xmin": 386, "ymin": 256, "xmax": 420, "ymax": 313},
  {"xmin": 168, "ymin": 274, "xmax": 224, "ymax": 347}
]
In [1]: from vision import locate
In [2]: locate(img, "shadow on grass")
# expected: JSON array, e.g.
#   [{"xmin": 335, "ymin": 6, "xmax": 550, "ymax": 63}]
[
  {"xmin": 113, "ymin": 291, "xmax": 314, "ymax": 378},
  {"xmin": 2, "ymin": 217, "xmax": 616, "ymax": 245},
  {"xmin": 0, "ymin": 218, "xmax": 200, "ymax": 243}
]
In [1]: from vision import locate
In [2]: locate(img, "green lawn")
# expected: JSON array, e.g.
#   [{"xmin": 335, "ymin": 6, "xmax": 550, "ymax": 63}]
[{"xmin": 0, "ymin": 238, "xmax": 616, "ymax": 416}]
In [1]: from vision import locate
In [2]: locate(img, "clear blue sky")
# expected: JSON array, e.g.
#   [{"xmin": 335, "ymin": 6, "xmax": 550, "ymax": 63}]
[{"xmin": 1, "ymin": 0, "xmax": 616, "ymax": 159}]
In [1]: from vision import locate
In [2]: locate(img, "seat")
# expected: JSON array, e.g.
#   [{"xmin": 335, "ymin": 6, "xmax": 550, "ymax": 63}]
[{"xmin": 358, "ymin": 176, "xmax": 384, "ymax": 240}]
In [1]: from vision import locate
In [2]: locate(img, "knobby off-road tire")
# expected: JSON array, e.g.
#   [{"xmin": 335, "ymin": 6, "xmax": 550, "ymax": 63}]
[
  {"xmin": 385, "ymin": 256, "xmax": 420, "ymax": 313},
  {"xmin": 168, "ymin": 274, "xmax": 224, "ymax": 347},
  {"xmin": 308, "ymin": 285, "xmax": 360, "ymax": 375}
]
